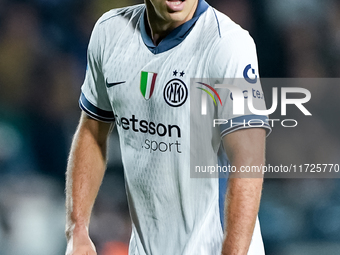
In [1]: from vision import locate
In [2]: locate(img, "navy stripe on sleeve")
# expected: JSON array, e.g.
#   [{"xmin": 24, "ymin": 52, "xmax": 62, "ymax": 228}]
[
  {"xmin": 220, "ymin": 115, "xmax": 271, "ymax": 138},
  {"xmin": 79, "ymin": 92, "xmax": 115, "ymax": 123}
]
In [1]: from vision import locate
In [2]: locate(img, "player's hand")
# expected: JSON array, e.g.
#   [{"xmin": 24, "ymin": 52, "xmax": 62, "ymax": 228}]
[{"xmin": 66, "ymin": 226, "xmax": 97, "ymax": 255}]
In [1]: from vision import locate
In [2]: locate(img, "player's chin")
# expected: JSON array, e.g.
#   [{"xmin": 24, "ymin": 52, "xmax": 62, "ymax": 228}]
[
  {"xmin": 166, "ymin": 12, "xmax": 186, "ymax": 22},
  {"xmin": 166, "ymin": 10, "xmax": 193, "ymax": 24}
]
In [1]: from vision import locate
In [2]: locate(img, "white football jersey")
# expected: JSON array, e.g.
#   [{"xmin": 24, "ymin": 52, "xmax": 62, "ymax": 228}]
[{"xmin": 80, "ymin": 1, "xmax": 270, "ymax": 254}]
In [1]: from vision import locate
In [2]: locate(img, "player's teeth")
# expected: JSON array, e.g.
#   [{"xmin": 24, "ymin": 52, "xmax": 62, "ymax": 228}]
[{"xmin": 172, "ymin": 1, "xmax": 181, "ymax": 5}]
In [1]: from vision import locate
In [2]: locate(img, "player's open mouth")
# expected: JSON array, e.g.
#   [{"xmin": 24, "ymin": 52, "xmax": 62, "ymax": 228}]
[{"xmin": 166, "ymin": 0, "xmax": 186, "ymax": 12}]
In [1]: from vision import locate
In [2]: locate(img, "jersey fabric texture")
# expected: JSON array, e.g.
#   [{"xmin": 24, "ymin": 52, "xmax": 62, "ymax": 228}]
[{"xmin": 80, "ymin": 1, "xmax": 270, "ymax": 254}]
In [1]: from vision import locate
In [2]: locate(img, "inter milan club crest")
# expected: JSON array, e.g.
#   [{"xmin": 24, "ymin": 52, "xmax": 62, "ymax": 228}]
[
  {"xmin": 140, "ymin": 71, "xmax": 157, "ymax": 100},
  {"xmin": 163, "ymin": 70, "xmax": 188, "ymax": 107}
]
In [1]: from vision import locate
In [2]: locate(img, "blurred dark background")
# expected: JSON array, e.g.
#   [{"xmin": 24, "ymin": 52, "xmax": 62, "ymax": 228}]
[{"xmin": 1, "ymin": 0, "xmax": 340, "ymax": 254}]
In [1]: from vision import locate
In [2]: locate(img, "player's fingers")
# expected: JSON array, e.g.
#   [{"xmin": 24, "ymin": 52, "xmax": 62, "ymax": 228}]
[
  {"xmin": 66, "ymin": 232, "xmax": 97, "ymax": 255},
  {"xmin": 66, "ymin": 244, "xmax": 97, "ymax": 255},
  {"xmin": 67, "ymin": 248, "xmax": 97, "ymax": 255}
]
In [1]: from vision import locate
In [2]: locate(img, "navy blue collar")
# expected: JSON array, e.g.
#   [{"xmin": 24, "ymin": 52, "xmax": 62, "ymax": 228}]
[{"xmin": 140, "ymin": 0, "xmax": 209, "ymax": 54}]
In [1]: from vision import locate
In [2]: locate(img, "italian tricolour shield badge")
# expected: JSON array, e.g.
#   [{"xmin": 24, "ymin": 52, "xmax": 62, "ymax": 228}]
[{"xmin": 140, "ymin": 71, "xmax": 157, "ymax": 100}]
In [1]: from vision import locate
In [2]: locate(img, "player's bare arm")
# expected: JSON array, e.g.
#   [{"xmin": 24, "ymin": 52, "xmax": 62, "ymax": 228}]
[
  {"xmin": 65, "ymin": 112, "xmax": 113, "ymax": 255},
  {"xmin": 221, "ymin": 128, "xmax": 266, "ymax": 255}
]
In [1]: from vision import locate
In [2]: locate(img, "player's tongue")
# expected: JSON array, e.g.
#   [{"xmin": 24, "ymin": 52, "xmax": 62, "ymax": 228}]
[{"xmin": 166, "ymin": 0, "xmax": 185, "ymax": 12}]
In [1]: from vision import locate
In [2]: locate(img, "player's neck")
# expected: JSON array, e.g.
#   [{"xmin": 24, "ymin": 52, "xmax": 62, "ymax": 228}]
[{"xmin": 144, "ymin": 1, "xmax": 197, "ymax": 46}]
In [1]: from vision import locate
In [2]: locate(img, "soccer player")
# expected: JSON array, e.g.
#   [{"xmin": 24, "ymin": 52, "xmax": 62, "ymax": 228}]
[{"xmin": 65, "ymin": 0, "xmax": 271, "ymax": 254}]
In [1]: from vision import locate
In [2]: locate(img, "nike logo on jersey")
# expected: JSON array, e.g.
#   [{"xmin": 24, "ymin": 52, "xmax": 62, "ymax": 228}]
[{"xmin": 106, "ymin": 79, "xmax": 126, "ymax": 88}]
